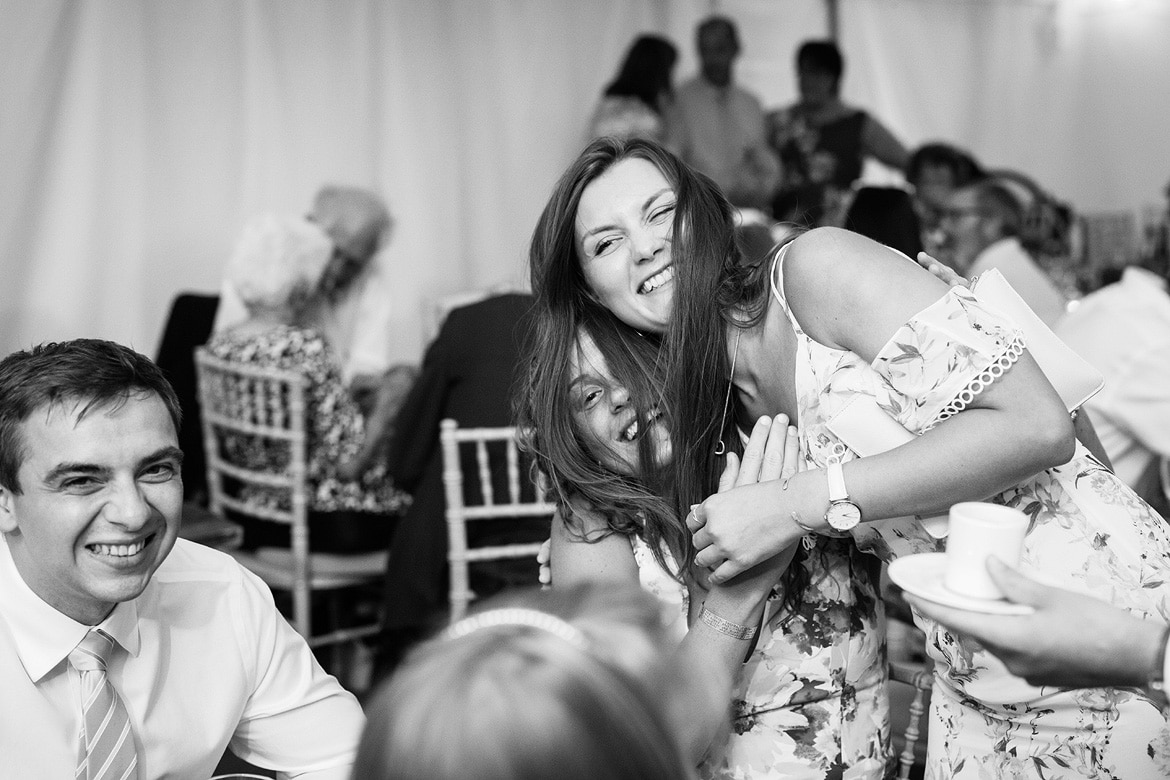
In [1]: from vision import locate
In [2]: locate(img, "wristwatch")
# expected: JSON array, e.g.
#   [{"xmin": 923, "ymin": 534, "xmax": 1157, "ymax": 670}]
[{"xmin": 824, "ymin": 461, "xmax": 862, "ymax": 532}]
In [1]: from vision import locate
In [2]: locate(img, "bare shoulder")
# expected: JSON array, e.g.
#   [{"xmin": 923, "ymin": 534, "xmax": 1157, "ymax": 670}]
[{"xmin": 784, "ymin": 227, "xmax": 948, "ymax": 352}]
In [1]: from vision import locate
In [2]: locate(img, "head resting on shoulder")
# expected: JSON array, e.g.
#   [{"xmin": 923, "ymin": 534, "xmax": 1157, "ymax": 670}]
[
  {"xmin": 226, "ymin": 213, "xmax": 334, "ymax": 318},
  {"xmin": 0, "ymin": 339, "xmax": 181, "ymax": 494},
  {"xmin": 354, "ymin": 584, "xmax": 695, "ymax": 780},
  {"xmin": 310, "ymin": 185, "xmax": 393, "ymax": 299}
]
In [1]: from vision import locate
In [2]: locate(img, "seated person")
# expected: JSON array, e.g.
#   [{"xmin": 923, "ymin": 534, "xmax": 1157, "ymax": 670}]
[
  {"xmin": 355, "ymin": 583, "xmax": 699, "ymax": 780},
  {"xmin": 0, "ymin": 338, "xmax": 363, "ymax": 778},
  {"xmin": 905, "ymin": 142, "xmax": 985, "ymax": 253},
  {"xmin": 206, "ymin": 213, "xmax": 408, "ymax": 553},
  {"xmin": 843, "ymin": 185, "xmax": 924, "ymax": 258},
  {"xmin": 375, "ymin": 292, "xmax": 546, "ymax": 676},
  {"xmin": 216, "ymin": 186, "xmax": 417, "ymax": 465}
]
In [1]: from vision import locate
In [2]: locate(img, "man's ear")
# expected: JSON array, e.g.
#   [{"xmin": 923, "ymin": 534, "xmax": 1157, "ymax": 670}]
[{"xmin": 0, "ymin": 485, "xmax": 17, "ymax": 533}]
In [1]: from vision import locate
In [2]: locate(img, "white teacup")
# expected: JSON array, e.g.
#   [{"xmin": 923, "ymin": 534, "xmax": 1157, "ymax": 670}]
[{"xmin": 944, "ymin": 502, "xmax": 1028, "ymax": 600}]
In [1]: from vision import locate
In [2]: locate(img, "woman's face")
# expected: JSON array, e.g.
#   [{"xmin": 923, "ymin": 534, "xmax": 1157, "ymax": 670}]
[
  {"xmin": 569, "ymin": 332, "xmax": 671, "ymax": 477},
  {"xmin": 575, "ymin": 157, "xmax": 676, "ymax": 335}
]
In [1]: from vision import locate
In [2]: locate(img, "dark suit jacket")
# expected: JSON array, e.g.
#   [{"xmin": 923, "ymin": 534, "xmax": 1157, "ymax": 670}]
[{"xmin": 381, "ymin": 292, "xmax": 543, "ymax": 630}]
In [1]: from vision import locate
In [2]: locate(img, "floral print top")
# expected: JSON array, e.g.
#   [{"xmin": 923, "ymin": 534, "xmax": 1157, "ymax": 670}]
[
  {"xmin": 632, "ymin": 533, "xmax": 892, "ymax": 779},
  {"xmin": 771, "ymin": 245, "xmax": 1170, "ymax": 779},
  {"xmin": 206, "ymin": 326, "xmax": 409, "ymax": 516}
]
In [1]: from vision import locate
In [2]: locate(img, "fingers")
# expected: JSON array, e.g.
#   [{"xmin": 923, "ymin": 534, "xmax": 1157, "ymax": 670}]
[
  {"xmin": 707, "ymin": 558, "xmax": 749, "ymax": 586},
  {"xmin": 536, "ymin": 538, "xmax": 552, "ymax": 586},
  {"xmin": 693, "ymin": 544, "xmax": 726, "ymax": 571},
  {"xmin": 757, "ymin": 414, "xmax": 789, "ymax": 483},
  {"xmin": 685, "ymin": 504, "xmax": 705, "ymax": 534},
  {"xmin": 718, "ymin": 452, "xmax": 741, "ymax": 494},
  {"xmin": 916, "ymin": 251, "xmax": 968, "ymax": 288},
  {"xmin": 985, "ymin": 557, "xmax": 1050, "ymax": 606},
  {"xmin": 735, "ymin": 416, "xmax": 772, "ymax": 487},
  {"xmin": 781, "ymin": 424, "xmax": 800, "ymax": 481}
]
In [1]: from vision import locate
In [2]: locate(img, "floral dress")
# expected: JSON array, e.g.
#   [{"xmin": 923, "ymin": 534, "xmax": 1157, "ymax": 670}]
[
  {"xmin": 632, "ymin": 534, "xmax": 892, "ymax": 779},
  {"xmin": 770, "ymin": 247, "xmax": 1170, "ymax": 779},
  {"xmin": 206, "ymin": 326, "xmax": 409, "ymax": 516}
]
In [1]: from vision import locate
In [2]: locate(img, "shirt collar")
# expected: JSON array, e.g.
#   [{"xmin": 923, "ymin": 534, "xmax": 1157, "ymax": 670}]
[
  {"xmin": 0, "ymin": 535, "xmax": 141, "ymax": 682},
  {"xmin": 1122, "ymin": 265, "xmax": 1168, "ymax": 292}
]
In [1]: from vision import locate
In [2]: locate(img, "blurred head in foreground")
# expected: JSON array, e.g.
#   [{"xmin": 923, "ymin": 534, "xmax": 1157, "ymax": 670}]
[{"xmin": 354, "ymin": 584, "xmax": 697, "ymax": 780}]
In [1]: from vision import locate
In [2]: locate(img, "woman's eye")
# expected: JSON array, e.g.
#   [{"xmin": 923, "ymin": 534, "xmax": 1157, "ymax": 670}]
[
  {"xmin": 592, "ymin": 237, "xmax": 617, "ymax": 256},
  {"xmin": 650, "ymin": 203, "xmax": 676, "ymax": 223},
  {"xmin": 583, "ymin": 388, "xmax": 602, "ymax": 408}
]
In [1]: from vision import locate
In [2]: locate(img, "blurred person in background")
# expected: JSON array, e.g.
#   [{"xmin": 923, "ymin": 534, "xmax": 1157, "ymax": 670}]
[
  {"xmin": 589, "ymin": 34, "xmax": 678, "ymax": 143},
  {"xmin": 936, "ymin": 179, "xmax": 1068, "ymax": 327},
  {"xmin": 666, "ymin": 16, "xmax": 779, "ymax": 210},
  {"xmin": 768, "ymin": 40, "xmax": 908, "ymax": 228}
]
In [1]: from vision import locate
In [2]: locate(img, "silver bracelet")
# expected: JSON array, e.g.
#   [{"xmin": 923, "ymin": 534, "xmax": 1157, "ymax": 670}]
[{"xmin": 699, "ymin": 606, "xmax": 759, "ymax": 641}]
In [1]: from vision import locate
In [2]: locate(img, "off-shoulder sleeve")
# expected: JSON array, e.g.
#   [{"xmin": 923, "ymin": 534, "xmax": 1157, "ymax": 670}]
[{"xmin": 871, "ymin": 286, "xmax": 1025, "ymax": 432}]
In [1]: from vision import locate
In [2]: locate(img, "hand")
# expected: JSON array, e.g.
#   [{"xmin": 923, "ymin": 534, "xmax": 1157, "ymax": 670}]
[
  {"xmin": 536, "ymin": 537, "xmax": 552, "ymax": 589},
  {"xmin": 915, "ymin": 251, "xmax": 968, "ymax": 288},
  {"xmin": 688, "ymin": 415, "xmax": 804, "ymax": 586},
  {"xmin": 904, "ymin": 557, "xmax": 1165, "ymax": 689}
]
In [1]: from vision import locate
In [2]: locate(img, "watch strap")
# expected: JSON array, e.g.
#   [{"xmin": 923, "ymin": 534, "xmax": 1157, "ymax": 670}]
[{"xmin": 826, "ymin": 461, "xmax": 848, "ymax": 502}]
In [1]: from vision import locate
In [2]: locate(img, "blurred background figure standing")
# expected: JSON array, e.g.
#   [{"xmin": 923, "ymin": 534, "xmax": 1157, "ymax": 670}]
[
  {"xmin": 666, "ymin": 15, "xmax": 779, "ymax": 210},
  {"xmin": 768, "ymin": 40, "xmax": 908, "ymax": 228},
  {"xmin": 589, "ymin": 35, "xmax": 679, "ymax": 143}
]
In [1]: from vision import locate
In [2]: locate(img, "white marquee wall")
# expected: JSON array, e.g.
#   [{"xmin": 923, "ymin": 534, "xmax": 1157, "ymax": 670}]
[{"xmin": 1, "ymin": 0, "xmax": 1166, "ymax": 362}]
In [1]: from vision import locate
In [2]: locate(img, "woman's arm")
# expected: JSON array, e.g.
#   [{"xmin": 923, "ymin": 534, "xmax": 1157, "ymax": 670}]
[
  {"xmin": 906, "ymin": 558, "xmax": 1168, "ymax": 691},
  {"xmin": 693, "ymin": 229, "xmax": 1075, "ymax": 581},
  {"xmin": 551, "ymin": 415, "xmax": 798, "ymax": 764},
  {"xmin": 860, "ymin": 114, "xmax": 909, "ymax": 171}
]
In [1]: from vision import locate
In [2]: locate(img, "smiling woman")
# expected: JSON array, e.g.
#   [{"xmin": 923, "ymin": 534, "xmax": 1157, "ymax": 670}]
[
  {"xmin": 575, "ymin": 157, "xmax": 677, "ymax": 334},
  {"xmin": 519, "ymin": 137, "xmax": 892, "ymax": 779}
]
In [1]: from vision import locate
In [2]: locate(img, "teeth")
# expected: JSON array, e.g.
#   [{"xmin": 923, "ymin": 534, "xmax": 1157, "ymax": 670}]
[
  {"xmin": 621, "ymin": 419, "xmax": 639, "ymax": 442},
  {"xmin": 90, "ymin": 540, "xmax": 147, "ymax": 557},
  {"xmin": 638, "ymin": 266, "xmax": 673, "ymax": 294}
]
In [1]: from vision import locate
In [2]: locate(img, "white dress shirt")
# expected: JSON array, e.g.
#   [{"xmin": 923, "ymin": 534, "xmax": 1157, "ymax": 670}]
[
  {"xmin": 0, "ymin": 537, "xmax": 364, "ymax": 779},
  {"xmin": 1056, "ymin": 266, "xmax": 1170, "ymax": 489},
  {"xmin": 666, "ymin": 77, "xmax": 777, "ymax": 198},
  {"xmin": 969, "ymin": 237, "xmax": 1069, "ymax": 329}
]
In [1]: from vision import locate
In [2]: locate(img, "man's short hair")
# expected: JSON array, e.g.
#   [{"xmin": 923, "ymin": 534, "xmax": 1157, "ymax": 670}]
[
  {"xmin": 906, "ymin": 142, "xmax": 985, "ymax": 189},
  {"xmin": 696, "ymin": 15, "xmax": 739, "ymax": 51},
  {"xmin": 969, "ymin": 180, "xmax": 1024, "ymax": 238},
  {"xmin": 0, "ymin": 339, "xmax": 181, "ymax": 493}
]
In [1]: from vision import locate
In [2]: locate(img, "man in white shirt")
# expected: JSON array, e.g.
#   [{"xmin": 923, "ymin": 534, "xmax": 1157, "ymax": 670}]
[
  {"xmin": 666, "ymin": 16, "xmax": 779, "ymax": 208},
  {"xmin": 1056, "ymin": 264, "xmax": 1170, "ymax": 503},
  {"xmin": 938, "ymin": 180, "xmax": 1069, "ymax": 328},
  {"xmin": 0, "ymin": 339, "xmax": 364, "ymax": 779}
]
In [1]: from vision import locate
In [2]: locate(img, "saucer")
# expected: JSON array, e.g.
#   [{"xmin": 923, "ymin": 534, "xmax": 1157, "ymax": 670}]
[{"xmin": 888, "ymin": 553, "xmax": 1034, "ymax": 615}]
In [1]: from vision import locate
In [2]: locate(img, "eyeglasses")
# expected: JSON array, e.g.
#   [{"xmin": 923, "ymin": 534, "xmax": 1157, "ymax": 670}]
[{"xmin": 938, "ymin": 206, "xmax": 984, "ymax": 222}]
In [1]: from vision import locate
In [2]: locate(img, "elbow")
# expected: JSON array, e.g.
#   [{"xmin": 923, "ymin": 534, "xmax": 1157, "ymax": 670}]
[{"xmin": 1032, "ymin": 409, "xmax": 1076, "ymax": 470}]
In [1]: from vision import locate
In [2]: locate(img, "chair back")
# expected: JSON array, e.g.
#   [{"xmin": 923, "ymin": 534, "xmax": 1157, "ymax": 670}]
[
  {"xmin": 888, "ymin": 658, "xmax": 934, "ymax": 780},
  {"xmin": 194, "ymin": 347, "xmax": 312, "ymax": 633},
  {"xmin": 440, "ymin": 419, "xmax": 554, "ymax": 621}
]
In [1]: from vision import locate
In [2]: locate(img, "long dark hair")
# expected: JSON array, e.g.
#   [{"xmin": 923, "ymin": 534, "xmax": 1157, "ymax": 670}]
[
  {"xmin": 604, "ymin": 35, "xmax": 678, "ymax": 114},
  {"xmin": 521, "ymin": 137, "xmax": 694, "ymax": 577}
]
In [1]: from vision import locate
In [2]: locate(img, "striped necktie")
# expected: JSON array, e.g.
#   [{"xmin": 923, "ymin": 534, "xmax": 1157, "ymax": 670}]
[{"xmin": 68, "ymin": 629, "xmax": 139, "ymax": 780}]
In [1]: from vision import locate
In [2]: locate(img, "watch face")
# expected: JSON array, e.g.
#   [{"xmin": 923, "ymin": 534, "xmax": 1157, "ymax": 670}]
[{"xmin": 826, "ymin": 501, "xmax": 861, "ymax": 531}]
